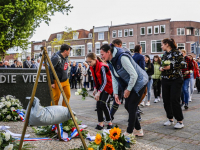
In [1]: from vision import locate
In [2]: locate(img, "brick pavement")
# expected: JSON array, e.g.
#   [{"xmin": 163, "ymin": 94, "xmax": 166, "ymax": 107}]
[{"xmin": 69, "ymin": 89, "xmax": 200, "ymax": 150}]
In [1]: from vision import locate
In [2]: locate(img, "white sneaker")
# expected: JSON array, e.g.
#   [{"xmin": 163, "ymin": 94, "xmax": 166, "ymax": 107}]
[
  {"xmin": 154, "ymin": 98, "xmax": 158, "ymax": 103},
  {"xmin": 140, "ymin": 101, "xmax": 145, "ymax": 106},
  {"xmin": 164, "ymin": 120, "xmax": 174, "ymax": 126},
  {"xmin": 189, "ymin": 99, "xmax": 192, "ymax": 102},
  {"xmin": 146, "ymin": 101, "xmax": 150, "ymax": 106},
  {"xmin": 174, "ymin": 122, "xmax": 184, "ymax": 129},
  {"xmin": 157, "ymin": 96, "xmax": 161, "ymax": 101}
]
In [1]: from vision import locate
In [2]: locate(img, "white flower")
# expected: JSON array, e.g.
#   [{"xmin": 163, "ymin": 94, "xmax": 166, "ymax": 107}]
[
  {"xmin": 3, "ymin": 132, "xmax": 10, "ymax": 141},
  {"xmin": 190, "ymin": 70, "xmax": 193, "ymax": 73},
  {"xmin": 164, "ymin": 60, "xmax": 171, "ymax": 65},
  {"xmin": 6, "ymin": 95, "xmax": 10, "ymax": 100},
  {"xmin": 18, "ymin": 116, "xmax": 20, "ymax": 119},
  {"xmin": 1, "ymin": 97, "xmax": 6, "ymax": 102},
  {"xmin": 14, "ymin": 116, "xmax": 17, "ymax": 120},
  {"xmin": 10, "ymin": 107, "xmax": 15, "ymax": 111},
  {"xmin": 77, "ymin": 89, "xmax": 82, "ymax": 94},
  {"xmin": 2, "ymin": 108, "xmax": 7, "ymax": 113},
  {"xmin": 6, "ymin": 115, "xmax": 11, "ymax": 120},
  {"xmin": 75, "ymin": 92, "xmax": 79, "ymax": 96},
  {"xmin": 5, "ymin": 102, "xmax": 11, "ymax": 108},
  {"xmin": 10, "ymin": 98, "xmax": 15, "ymax": 102},
  {"xmin": 4, "ymin": 143, "xmax": 13, "ymax": 150}
]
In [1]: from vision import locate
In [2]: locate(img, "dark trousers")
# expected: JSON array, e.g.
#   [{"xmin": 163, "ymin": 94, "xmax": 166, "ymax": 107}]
[
  {"xmin": 84, "ymin": 82, "xmax": 89, "ymax": 88},
  {"xmin": 153, "ymin": 79, "xmax": 161, "ymax": 98},
  {"xmin": 125, "ymin": 85, "xmax": 146, "ymax": 133},
  {"xmin": 97, "ymin": 91, "xmax": 111, "ymax": 122},
  {"xmin": 90, "ymin": 80, "xmax": 94, "ymax": 90},
  {"xmin": 162, "ymin": 78, "xmax": 184, "ymax": 121},
  {"xmin": 71, "ymin": 76, "xmax": 77, "ymax": 88}
]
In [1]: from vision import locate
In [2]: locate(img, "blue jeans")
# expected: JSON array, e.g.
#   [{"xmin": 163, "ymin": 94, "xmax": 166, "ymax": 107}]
[
  {"xmin": 182, "ymin": 78, "xmax": 190, "ymax": 105},
  {"xmin": 84, "ymin": 82, "xmax": 89, "ymax": 88},
  {"xmin": 143, "ymin": 78, "xmax": 153, "ymax": 101},
  {"xmin": 189, "ymin": 72, "xmax": 195, "ymax": 100}
]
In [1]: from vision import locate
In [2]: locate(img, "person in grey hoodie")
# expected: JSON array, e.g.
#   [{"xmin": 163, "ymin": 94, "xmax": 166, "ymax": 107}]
[{"xmin": 49, "ymin": 44, "xmax": 72, "ymax": 107}]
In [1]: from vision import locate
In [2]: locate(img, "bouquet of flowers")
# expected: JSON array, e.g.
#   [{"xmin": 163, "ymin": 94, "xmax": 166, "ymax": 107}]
[
  {"xmin": 0, "ymin": 95, "xmax": 24, "ymax": 122},
  {"xmin": 161, "ymin": 60, "xmax": 171, "ymax": 67},
  {"xmin": 32, "ymin": 117, "xmax": 88, "ymax": 139},
  {"xmin": 71, "ymin": 126, "xmax": 135, "ymax": 150},
  {"xmin": 0, "ymin": 130, "xmax": 33, "ymax": 150},
  {"xmin": 75, "ymin": 88, "xmax": 94, "ymax": 100}
]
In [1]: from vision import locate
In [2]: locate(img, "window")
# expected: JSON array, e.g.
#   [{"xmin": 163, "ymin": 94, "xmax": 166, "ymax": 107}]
[
  {"xmin": 34, "ymin": 53, "xmax": 41, "ymax": 59},
  {"xmin": 112, "ymin": 30, "xmax": 116, "ymax": 38},
  {"xmin": 177, "ymin": 28, "xmax": 185, "ymax": 35},
  {"xmin": 186, "ymin": 29, "xmax": 192, "ymax": 35},
  {"xmin": 9, "ymin": 59, "xmax": 14, "ymax": 65},
  {"xmin": 154, "ymin": 26, "xmax": 159, "ymax": 34},
  {"xmin": 87, "ymin": 43, "xmax": 92, "ymax": 53},
  {"xmin": 47, "ymin": 47, "xmax": 52, "ymax": 57},
  {"xmin": 57, "ymin": 34, "xmax": 63, "ymax": 41},
  {"xmin": 95, "ymin": 42, "xmax": 100, "ymax": 55},
  {"xmin": 195, "ymin": 29, "xmax": 200, "ymax": 36},
  {"xmin": 122, "ymin": 43, "xmax": 126, "ymax": 48},
  {"xmin": 88, "ymin": 33, "xmax": 92, "ymax": 38},
  {"xmin": 118, "ymin": 30, "xmax": 122, "ymax": 37},
  {"xmin": 98, "ymin": 32, "xmax": 104, "ymax": 40},
  {"xmin": 140, "ymin": 27, "xmax": 145, "ymax": 35},
  {"xmin": 140, "ymin": 41, "xmax": 146, "ymax": 53},
  {"xmin": 71, "ymin": 45, "xmax": 85, "ymax": 56},
  {"xmin": 160, "ymin": 25, "xmax": 165, "ymax": 33},
  {"xmin": 147, "ymin": 26, "xmax": 152, "ymax": 35},
  {"xmin": 34, "ymin": 45, "xmax": 43, "ymax": 50},
  {"xmin": 124, "ymin": 29, "xmax": 128, "ymax": 37},
  {"xmin": 73, "ymin": 32, "xmax": 79, "ymax": 39},
  {"xmin": 102, "ymin": 41, "xmax": 108, "ymax": 45},
  {"xmin": 129, "ymin": 29, "xmax": 133, "ymax": 36},
  {"xmin": 22, "ymin": 54, "xmax": 25, "ymax": 59},
  {"xmin": 177, "ymin": 43, "xmax": 185, "ymax": 50},
  {"xmin": 129, "ymin": 42, "xmax": 135, "ymax": 53},
  {"xmin": 151, "ymin": 40, "xmax": 162, "ymax": 53}
]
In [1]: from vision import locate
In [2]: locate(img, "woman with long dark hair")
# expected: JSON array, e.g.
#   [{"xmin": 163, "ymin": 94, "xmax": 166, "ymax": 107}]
[
  {"xmin": 152, "ymin": 55, "xmax": 162, "ymax": 103},
  {"xmin": 86, "ymin": 52, "xmax": 113, "ymax": 130},
  {"xmin": 141, "ymin": 55, "xmax": 154, "ymax": 106},
  {"xmin": 160, "ymin": 38, "xmax": 184, "ymax": 129},
  {"xmin": 188, "ymin": 55, "xmax": 200, "ymax": 101},
  {"xmin": 100, "ymin": 44, "xmax": 148, "ymax": 137}
]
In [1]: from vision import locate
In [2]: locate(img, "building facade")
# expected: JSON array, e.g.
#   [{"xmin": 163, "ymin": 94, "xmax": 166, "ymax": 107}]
[{"xmin": 31, "ymin": 18, "xmax": 200, "ymax": 62}]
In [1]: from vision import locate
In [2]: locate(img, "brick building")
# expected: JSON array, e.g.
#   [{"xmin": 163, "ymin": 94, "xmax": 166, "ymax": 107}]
[{"xmin": 31, "ymin": 18, "xmax": 200, "ymax": 62}]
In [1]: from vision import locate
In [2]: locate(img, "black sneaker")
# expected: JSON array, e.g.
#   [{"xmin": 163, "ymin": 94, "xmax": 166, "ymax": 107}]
[
  {"xmin": 95, "ymin": 124, "xmax": 104, "ymax": 130},
  {"xmin": 184, "ymin": 105, "xmax": 189, "ymax": 110},
  {"xmin": 107, "ymin": 124, "xmax": 113, "ymax": 129}
]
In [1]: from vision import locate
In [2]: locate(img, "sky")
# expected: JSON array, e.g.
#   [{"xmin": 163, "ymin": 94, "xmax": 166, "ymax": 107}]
[{"xmin": 30, "ymin": 0, "xmax": 200, "ymax": 41}]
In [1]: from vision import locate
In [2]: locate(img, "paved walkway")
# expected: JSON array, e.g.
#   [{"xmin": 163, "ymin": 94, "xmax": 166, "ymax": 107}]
[{"xmin": 69, "ymin": 89, "xmax": 200, "ymax": 150}]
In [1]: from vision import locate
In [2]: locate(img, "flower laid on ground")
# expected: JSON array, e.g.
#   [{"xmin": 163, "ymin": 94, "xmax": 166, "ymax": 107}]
[
  {"xmin": 32, "ymin": 117, "xmax": 88, "ymax": 139},
  {"xmin": 87, "ymin": 126, "xmax": 134, "ymax": 150},
  {"xmin": 109, "ymin": 127, "xmax": 121, "ymax": 140},
  {"xmin": 94, "ymin": 133, "xmax": 101, "ymax": 145},
  {"xmin": 162, "ymin": 60, "xmax": 171, "ymax": 67},
  {"xmin": 0, "ymin": 95, "xmax": 24, "ymax": 122},
  {"xmin": 0, "ymin": 131, "xmax": 34, "ymax": 150}
]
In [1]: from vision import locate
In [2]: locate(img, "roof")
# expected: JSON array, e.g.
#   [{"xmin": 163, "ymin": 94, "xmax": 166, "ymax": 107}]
[{"xmin": 111, "ymin": 18, "xmax": 171, "ymax": 27}]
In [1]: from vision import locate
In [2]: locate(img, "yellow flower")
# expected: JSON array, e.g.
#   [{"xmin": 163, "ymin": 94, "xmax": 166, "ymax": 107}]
[
  {"xmin": 103, "ymin": 143, "xmax": 115, "ymax": 150},
  {"xmin": 95, "ymin": 133, "xmax": 101, "ymax": 145},
  {"xmin": 109, "ymin": 127, "xmax": 121, "ymax": 140},
  {"xmin": 88, "ymin": 148, "xmax": 94, "ymax": 150}
]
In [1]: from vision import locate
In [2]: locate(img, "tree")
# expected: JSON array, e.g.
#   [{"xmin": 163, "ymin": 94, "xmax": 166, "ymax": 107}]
[
  {"xmin": 0, "ymin": 0, "xmax": 73, "ymax": 55},
  {"xmin": 51, "ymin": 26, "xmax": 77, "ymax": 55}
]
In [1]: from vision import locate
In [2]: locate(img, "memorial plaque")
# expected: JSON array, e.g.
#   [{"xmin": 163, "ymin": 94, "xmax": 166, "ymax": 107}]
[{"xmin": 0, "ymin": 68, "xmax": 51, "ymax": 108}]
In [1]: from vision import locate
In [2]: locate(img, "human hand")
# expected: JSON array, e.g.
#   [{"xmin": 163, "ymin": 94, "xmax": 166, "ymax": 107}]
[
  {"xmin": 124, "ymin": 90, "xmax": 131, "ymax": 98},
  {"xmin": 185, "ymin": 71, "xmax": 189, "ymax": 75},
  {"xmin": 51, "ymin": 84, "xmax": 55, "ymax": 89},
  {"xmin": 94, "ymin": 91, "xmax": 101, "ymax": 101},
  {"xmin": 114, "ymin": 94, "xmax": 121, "ymax": 104},
  {"xmin": 163, "ymin": 65, "xmax": 170, "ymax": 70},
  {"xmin": 160, "ymin": 67, "xmax": 164, "ymax": 71},
  {"xmin": 93, "ymin": 88, "xmax": 97, "ymax": 96}
]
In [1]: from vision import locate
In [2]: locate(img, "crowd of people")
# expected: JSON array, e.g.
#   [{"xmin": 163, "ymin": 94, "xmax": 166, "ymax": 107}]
[{"xmin": 1, "ymin": 38, "xmax": 200, "ymax": 138}]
